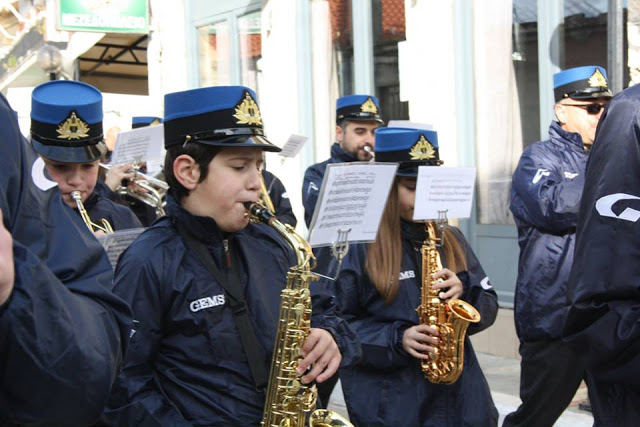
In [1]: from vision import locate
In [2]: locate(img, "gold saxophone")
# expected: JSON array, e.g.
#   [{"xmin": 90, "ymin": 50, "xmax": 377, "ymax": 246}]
[
  {"xmin": 417, "ymin": 221, "xmax": 480, "ymax": 384},
  {"xmin": 70, "ymin": 190, "xmax": 113, "ymax": 234},
  {"xmin": 245, "ymin": 203, "xmax": 351, "ymax": 427}
]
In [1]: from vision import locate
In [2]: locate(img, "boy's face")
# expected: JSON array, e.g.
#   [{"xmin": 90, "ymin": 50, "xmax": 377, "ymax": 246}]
[
  {"xmin": 184, "ymin": 147, "xmax": 263, "ymax": 232},
  {"xmin": 41, "ymin": 157, "xmax": 100, "ymax": 209}
]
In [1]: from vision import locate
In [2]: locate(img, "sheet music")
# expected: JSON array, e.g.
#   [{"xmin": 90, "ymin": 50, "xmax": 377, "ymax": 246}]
[
  {"xmin": 99, "ymin": 228, "xmax": 145, "ymax": 269},
  {"xmin": 308, "ymin": 162, "xmax": 398, "ymax": 247},
  {"xmin": 111, "ymin": 124, "xmax": 164, "ymax": 165},
  {"xmin": 278, "ymin": 134, "xmax": 308, "ymax": 158},
  {"xmin": 413, "ymin": 167, "xmax": 476, "ymax": 220}
]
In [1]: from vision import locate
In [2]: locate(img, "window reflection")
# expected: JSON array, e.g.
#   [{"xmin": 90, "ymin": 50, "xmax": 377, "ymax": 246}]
[
  {"xmin": 238, "ymin": 11, "xmax": 262, "ymax": 92},
  {"xmin": 197, "ymin": 20, "xmax": 231, "ymax": 87},
  {"xmin": 328, "ymin": 0, "xmax": 354, "ymax": 95},
  {"xmin": 372, "ymin": 0, "xmax": 408, "ymax": 123}
]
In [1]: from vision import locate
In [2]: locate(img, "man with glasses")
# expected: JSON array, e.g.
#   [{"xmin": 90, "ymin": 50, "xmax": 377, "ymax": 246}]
[{"xmin": 506, "ymin": 65, "xmax": 612, "ymax": 427}]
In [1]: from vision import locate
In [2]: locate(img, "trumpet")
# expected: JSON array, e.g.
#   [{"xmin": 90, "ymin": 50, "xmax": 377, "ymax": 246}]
[
  {"xmin": 71, "ymin": 190, "xmax": 114, "ymax": 234},
  {"xmin": 100, "ymin": 162, "xmax": 168, "ymax": 217}
]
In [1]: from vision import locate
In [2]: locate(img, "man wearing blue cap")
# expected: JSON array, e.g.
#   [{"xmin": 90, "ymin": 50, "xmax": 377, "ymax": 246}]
[
  {"xmin": 0, "ymin": 87, "xmax": 131, "ymax": 424},
  {"xmin": 104, "ymin": 86, "xmax": 359, "ymax": 425},
  {"xmin": 302, "ymin": 94, "xmax": 383, "ymax": 227},
  {"xmin": 506, "ymin": 65, "xmax": 612, "ymax": 426},
  {"xmin": 30, "ymin": 80, "xmax": 142, "ymax": 234}
]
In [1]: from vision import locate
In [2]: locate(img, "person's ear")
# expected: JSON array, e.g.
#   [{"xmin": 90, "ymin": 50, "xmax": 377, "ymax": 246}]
[
  {"xmin": 336, "ymin": 124, "xmax": 344, "ymax": 143},
  {"xmin": 173, "ymin": 155, "xmax": 200, "ymax": 190},
  {"xmin": 554, "ymin": 102, "xmax": 567, "ymax": 124}
]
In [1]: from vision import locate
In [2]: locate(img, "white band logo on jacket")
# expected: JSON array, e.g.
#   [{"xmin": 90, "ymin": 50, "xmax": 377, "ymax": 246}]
[{"xmin": 595, "ymin": 193, "xmax": 640, "ymax": 222}]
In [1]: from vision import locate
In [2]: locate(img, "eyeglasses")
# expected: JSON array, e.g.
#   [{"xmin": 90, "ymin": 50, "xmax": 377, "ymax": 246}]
[{"xmin": 564, "ymin": 103, "xmax": 607, "ymax": 115}]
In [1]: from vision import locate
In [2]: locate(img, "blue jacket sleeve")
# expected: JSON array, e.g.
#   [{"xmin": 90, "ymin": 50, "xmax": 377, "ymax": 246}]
[
  {"xmin": 302, "ymin": 166, "xmax": 322, "ymax": 227},
  {"xmin": 449, "ymin": 227, "xmax": 499, "ymax": 335},
  {"xmin": 0, "ymin": 231, "xmax": 130, "ymax": 426},
  {"xmin": 510, "ymin": 146, "xmax": 584, "ymax": 232},
  {"xmin": 310, "ymin": 280, "xmax": 362, "ymax": 368},
  {"xmin": 335, "ymin": 247, "xmax": 412, "ymax": 371},
  {"xmin": 104, "ymin": 244, "xmax": 191, "ymax": 426}
]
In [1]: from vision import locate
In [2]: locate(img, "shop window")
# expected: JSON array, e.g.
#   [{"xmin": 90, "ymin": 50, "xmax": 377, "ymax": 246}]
[
  {"xmin": 238, "ymin": 11, "xmax": 262, "ymax": 92},
  {"xmin": 328, "ymin": 0, "xmax": 354, "ymax": 95},
  {"xmin": 197, "ymin": 20, "xmax": 231, "ymax": 86},
  {"xmin": 372, "ymin": 0, "xmax": 408, "ymax": 123}
]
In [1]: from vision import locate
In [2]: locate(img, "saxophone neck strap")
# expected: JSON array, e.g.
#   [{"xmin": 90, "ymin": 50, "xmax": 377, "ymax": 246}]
[{"xmin": 177, "ymin": 224, "xmax": 269, "ymax": 390}]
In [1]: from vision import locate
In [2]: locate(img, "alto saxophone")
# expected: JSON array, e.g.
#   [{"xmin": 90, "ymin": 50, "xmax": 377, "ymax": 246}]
[
  {"xmin": 70, "ymin": 190, "xmax": 113, "ymax": 234},
  {"xmin": 245, "ymin": 203, "xmax": 351, "ymax": 427},
  {"xmin": 417, "ymin": 221, "xmax": 480, "ymax": 384}
]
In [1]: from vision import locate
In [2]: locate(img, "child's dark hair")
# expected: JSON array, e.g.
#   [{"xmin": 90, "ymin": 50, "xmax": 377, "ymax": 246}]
[{"xmin": 163, "ymin": 142, "xmax": 220, "ymax": 201}]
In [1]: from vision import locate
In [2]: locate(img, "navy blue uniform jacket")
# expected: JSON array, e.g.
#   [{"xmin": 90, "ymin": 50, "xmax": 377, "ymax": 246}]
[
  {"xmin": 0, "ymin": 94, "xmax": 131, "ymax": 425},
  {"xmin": 510, "ymin": 122, "xmax": 588, "ymax": 341},
  {"xmin": 336, "ymin": 222, "xmax": 498, "ymax": 426},
  {"xmin": 302, "ymin": 143, "xmax": 356, "ymax": 227},
  {"xmin": 106, "ymin": 197, "xmax": 360, "ymax": 426},
  {"xmin": 564, "ymin": 85, "xmax": 640, "ymax": 426}
]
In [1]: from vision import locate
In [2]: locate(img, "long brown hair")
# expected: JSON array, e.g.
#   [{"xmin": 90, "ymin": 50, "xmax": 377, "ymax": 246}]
[{"xmin": 365, "ymin": 178, "xmax": 468, "ymax": 303}]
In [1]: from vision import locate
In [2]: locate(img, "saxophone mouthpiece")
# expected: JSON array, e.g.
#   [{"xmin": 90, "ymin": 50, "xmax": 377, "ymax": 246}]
[{"xmin": 70, "ymin": 191, "xmax": 82, "ymax": 202}]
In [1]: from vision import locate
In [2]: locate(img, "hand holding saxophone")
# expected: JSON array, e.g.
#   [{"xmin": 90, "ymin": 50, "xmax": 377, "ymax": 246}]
[
  {"xmin": 402, "ymin": 325, "xmax": 439, "ymax": 360},
  {"xmin": 431, "ymin": 268, "xmax": 463, "ymax": 300},
  {"xmin": 297, "ymin": 328, "xmax": 342, "ymax": 384}
]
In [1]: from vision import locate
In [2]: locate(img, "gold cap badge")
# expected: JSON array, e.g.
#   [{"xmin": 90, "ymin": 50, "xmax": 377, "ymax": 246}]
[
  {"xmin": 360, "ymin": 97, "xmax": 378, "ymax": 114},
  {"xmin": 588, "ymin": 68, "xmax": 608, "ymax": 88},
  {"xmin": 233, "ymin": 92, "xmax": 263, "ymax": 125},
  {"xmin": 57, "ymin": 112, "xmax": 90, "ymax": 140},
  {"xmin": 409, "ymin": 135, "xmax": 436, "ymax": 160}
]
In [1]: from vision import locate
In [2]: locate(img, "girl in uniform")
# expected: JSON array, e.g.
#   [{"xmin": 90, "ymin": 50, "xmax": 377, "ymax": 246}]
[{"xmin": 336, "ymin": 127, "xmax": 499, "ymax": 426}]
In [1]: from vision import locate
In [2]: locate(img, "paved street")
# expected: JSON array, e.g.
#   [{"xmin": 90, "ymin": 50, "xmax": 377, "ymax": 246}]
[{"xmin": 327, "ymin": 352, "xmax": 594, "ymax": 426}]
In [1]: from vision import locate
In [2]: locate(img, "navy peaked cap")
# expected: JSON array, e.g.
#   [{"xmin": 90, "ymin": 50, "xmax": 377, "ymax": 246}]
[
  {"xmin": 30, "ymin": 80, "xmax": 106, "ymax": 163},
  {"xmin": 163, "ymin": 85, "xmax": 280, "ymax": 152}
]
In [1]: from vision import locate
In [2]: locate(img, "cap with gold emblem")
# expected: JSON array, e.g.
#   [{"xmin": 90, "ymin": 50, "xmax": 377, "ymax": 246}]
[
  {"xmin": 374, "ymin": 127, "xmax": 443, "ymax": 176},
  {"xmin": 30, "ymin": 80, "xmax": 106, "ymax": 163},
  {"xmin": 163, "ymin": 85, "xmax": 280, "ymax": 152},
  {"xmin": 336, "ymin": 94, "xmax": 383, "ymax": 124},
  {"xmin": 553, "ymin": 65, "xmax": 613, "ymax": 102},
  {"xmin": 132, "ymin": 116, "xmax": 162, "ymax": 129}
]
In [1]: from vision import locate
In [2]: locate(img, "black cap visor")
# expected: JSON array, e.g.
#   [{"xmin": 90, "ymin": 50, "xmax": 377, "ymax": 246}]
[
  {"xmin": 394, "ymin": 160, "xmax": 443, "ymax": 177},
  {"xmin": 193, "ymin": 134, "xmax": 281, "ymax": 152},
  {"xmin": 31, "ymin": 137, "xmax": 106, "ymax": 163}
]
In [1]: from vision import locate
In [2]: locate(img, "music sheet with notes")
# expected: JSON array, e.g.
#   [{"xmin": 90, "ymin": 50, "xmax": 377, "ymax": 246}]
[
  {"xmin": 308, "ymin": 162, "xmax": 398, "ymax": 247},
  {"xmin": 111, "ymin": 124, "xmax": 165, "ymax": 165},
  {"xmin": 413, "ymin": 167, "xmax": 476, "ymax": 220}
]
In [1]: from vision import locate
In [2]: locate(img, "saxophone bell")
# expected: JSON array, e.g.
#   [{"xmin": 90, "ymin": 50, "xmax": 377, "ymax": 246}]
[{"xmin": 70, "ymin": 190, "xmax": 114, "ymax": 234}]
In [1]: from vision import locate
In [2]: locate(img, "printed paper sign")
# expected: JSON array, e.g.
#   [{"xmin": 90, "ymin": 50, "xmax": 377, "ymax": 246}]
[
  {"xmin": 99, "ymin": 228, "xmax": 145, "ymax": 269},
  {"xmin": 111, "ymin": 124, "xmax": 164, "ymax": 165},
  {"xmin": 387, "ymin": 120, "xmax": 434, "ymax": 131},
  {"xmin": 308, "ymin": 162, "xmax": 398, "ymax": 247},
  {"xmin": 413, "ymin": 167, "xmax": 476, "ymax": 220},
  {"xmin": 278, "ymin": 134, "xmax": 308, "ymax": 158}
]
